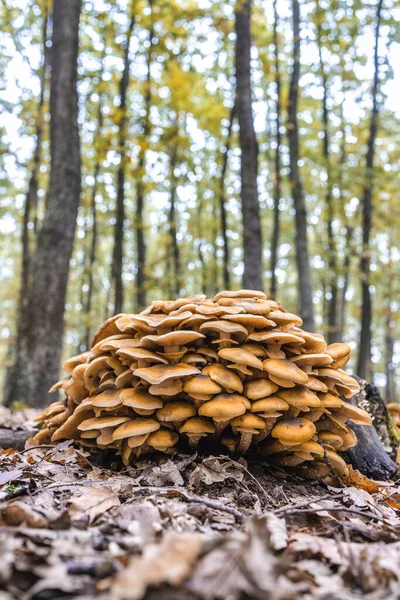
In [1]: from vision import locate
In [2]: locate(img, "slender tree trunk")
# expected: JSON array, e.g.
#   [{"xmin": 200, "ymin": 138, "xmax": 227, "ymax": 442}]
[
  {"xmin": 270, "ymin": 0, "xmax": 281, "ymax": 299},
  {"xmin": 135, "ymin": 1, "xmax": 154, "ymax": 310},
  {"xmin": 4, "ymin": 6, "xmax": 49, "ymax": 405},
  {"xmin": 384, "ymin": 254, "xmax": 395, "ymax": 403},
  {"xmin": 111, "ymin": 11, "xmax": 135, "ymax": 314},
  {"xmin": 167, "ymin": 131, "xmax": 181, "ymax": 297},
  {"xmin": 235, "ymin": 0, "xmax": 262, "ymax": 291},
  {"xmin": 315, "ymin": 1, "xmax": 338, "ymax": 342},
  {"xmin": 287, "ymin": 0, "xmax": 314, "ymax": 331},
  {"xmin": 8, "ymin": 0, "xmax": 82, "ymax": 408},
  {"xmin": 357, "ymin": 0, "xmax": 383, "ymax": 379},
  {"xmin": 197, "ymin": 195, "xmax": 207, "ymax": 296},
  {"xmin": 218, "ymin": 104, "xmax": 236, "ymax": 290},
  {"xmin": 338, "ymin": 225, "xmax": 353, "ymax": 340}
]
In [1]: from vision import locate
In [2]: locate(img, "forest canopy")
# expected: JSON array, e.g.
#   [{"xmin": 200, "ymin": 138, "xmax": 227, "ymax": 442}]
[{"xmin": 0, "ymin": 0, "xmax": 399, "ymax": 406}]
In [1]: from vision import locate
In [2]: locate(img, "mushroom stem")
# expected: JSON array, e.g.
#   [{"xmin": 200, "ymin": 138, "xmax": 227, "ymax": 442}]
[
  {"xmin": 254, "ymin": 418, "xmax": 277, "ymax": 442},
  {"xmin": 237, "ymin": 432, "xmax": 253, "ymax": 454},
  {"xmin": 212, "ymin": 419, "xmax": 229, "ymax": 440}
]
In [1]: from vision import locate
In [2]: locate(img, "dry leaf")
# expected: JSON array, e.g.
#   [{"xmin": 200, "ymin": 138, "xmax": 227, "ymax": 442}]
[
  {"xmin": 68, "ymin": 485, "xmax": 120, "ymax": 523},
  {"xmin": 145, "ymin": 460, "xmax": 184, "ymax": 486},
  {"xmin": 344, "ymin": 465, "xmax": 387, "ymax": 493},
  {"xmin": 0, "ymin": 469, "xmax": 23, "ymax": 486},
  {"xmin": 263, "ymin": 512, "xmax": 288, "ymax": 551},
  {"xmin": 3, "ymin": 501, "xmax": 48, "ymax": 528},
  {"xmin": 111, "ymin": 532, "xmax": 203, "ymax": 600},
  {"xmin": 189, "ymin": 457, "xmax": 244, "ymax": 486}
]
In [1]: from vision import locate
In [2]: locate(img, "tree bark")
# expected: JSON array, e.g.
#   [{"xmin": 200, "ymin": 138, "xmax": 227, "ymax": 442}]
[
  {"xmin": 235, "ymin": 0, "xmax": 263, "ymax": 291},
  {"xmin": 357, "ymin": 0, "xmax": 383, "ymax": 379},
  {"xmin": 135, "ymin": 0, "xmax": 154, "ymax": 311},
  {"xmin": 345, "ymin": 379, "xmax": 397, "ymax": 480},
  {"xmin": 167, "ymin": 127, "xmax": 181, "ymax": 298},
  {"xmin": 287, "ymin": 0, "xmax": 314, "ymax": 331},
  {"xmin": 218, "ymin": 104, "xmax": 236, "ymax": 290},
  {"xmin": 315, "ymin": 1, "xmax": 338, "ymax": 343},
  {"xmin": 111, "ymin": 11, "xmax": 135, "ymax": 314},
  {"xmin": 4, "ymin": 5, "xmax": 49, "ymax": 406},
  {"xmin": 270, "ymin": 0, "xmax": 281, "ymax": 300},
  {"xmin": 9, "ymin": 0, "xmax": 82, "ymax": 408}
]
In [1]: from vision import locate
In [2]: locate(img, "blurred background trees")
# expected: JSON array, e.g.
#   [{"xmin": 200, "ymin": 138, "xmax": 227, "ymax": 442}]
[{"xmin": 0, "ymin": 0, "xmax": 399, "ymax": 406}]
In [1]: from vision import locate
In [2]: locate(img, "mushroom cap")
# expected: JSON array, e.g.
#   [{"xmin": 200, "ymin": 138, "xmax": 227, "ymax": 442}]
[
  {"xmin": 100, "ymin": 338, "xmax": 141, "ymax": 351},
  {"xmin": 325, "ymin": 450, "xmax": 349, "ymax": 477},
  {"xmin": 62, "ymin": 352, "xmax": 89, "ymax": 374},
  {"xmin": 218, "ymin": 347, "xmax": 264, "ymax": 370},
  {"xmin": 326, "ymin": 343, "xmax": 351, "ymax": 361},
  {"xmin": 245, "ymin": 378, "xmax": 279, "ymax": 400},
  {"xmin": 127, "ymin": 433, "xmax": 150, "ymax": 448},
  {"xmin": 133, "ymin": 363, "xmax": 200, "ymax": 384},
  {"xmin": 140, "ymin": 330, "xmax": 205, "ymax": 349},
  {"xmin": 198, "ymin": 393, "xmax": 250, "ymax": 420},
  {"xmin": 199, "ymin": 320, "xmax": 248, "ymax": 341},
  {"xmin": 92, "ymin": 388, "xmax": 123, "ymax": 408},
  {"xmin": 183, "ymin": 374, "xmax": 223, "ymax": 396},
  {"xmin": 156, "ymin": 401, "xmax": 196, "ymax": 422},
  {"xmin": 117, "ymin": 348, "xmax": 168, "ymax": 364},
  {"xmin": 78, "ymin": 416, "xmax": 130, "ymax": 431},
  {"xmin": 318, "ymin": 431, "xmax": 344, "ymax": 449},
  {"xmin": 263, "ymin": 359, "xmax": 309, "ymax": 385},
  {"xmin": 387, "ymin": 403, "xmax": 400, "ymax": 415},
  {"xmin": 271, "ymin": 418, "xmax": 316, "ymax": 445},
  {"xmin": 304, "ymin": 377, "xmax": 328, "ymax": 393},
  {"xmin": 120, "ymin": 387, "xmax": 163, "ymax": 410},
  {"xmin": 251, "ymin": 397, "xmax": 290, "ymax": 414},
  {"xmin": 294, "ymin": 441, "xmax": 325, "ymax": 458},
  {"xmin": 338, "ymin": 401, "xmax": 372, "ymax": 425},
  {"xmin": 317, "ymin": 368, "xmax": 358, "ymax": 387},
  {"xmin": 268, "ymin": 310, "xmax": 303, "ymax": 326},
  {"xmin": 230, "ymin": 412, "xmax": 267, "ymax": 432},
  {"xmin": 241, "ymin": 343, "xmax": 267, "ymax": 357},
  {"xmin": 295, "ymin": 330, "xmax": 327, "ymax": 353},
  {"xmin": 222, "ymin": 314, "xmax": 276, "ymax": 329},
  {"xmin": 290, "ymin": 353, "xmax": 333, "ymax": 367},
  {"xmin": 91, "ymin": 313, "xmax": 126, "ymax": 346},
  {"xmin": 277, "ymin": 387, "xmax": 321, "ymax": 409},
  {"xmin": 202, "ymin": 363, "xmax": 244, "ymax": 393},
  {"xmin": 317, "ymin": 392, "xmax": 342, "ymax": 408},
  {"xmin": 147, "ymin": 428, "xmax": 179, "ymax": 450},
  {"xmin": 213, "ymin": 289, "xmax": 266, "ymax": 301},
  {"xmin": 197, "ymin": 347, "xmax": 219, "ymax": 361},
  {"xmin": 179, "ymin": 417, "xmax": 216, "ymax": 435},
  {"xmin": 181, "ymin": 352, "xmax": 208, "ymax": 365},
  {"xmin": 247, "ymin": 331, "xmax": 304, "ymax": 345},
  {"xmin": 112, "ymin": 418, "xmax": 160, "ymax": 440}
]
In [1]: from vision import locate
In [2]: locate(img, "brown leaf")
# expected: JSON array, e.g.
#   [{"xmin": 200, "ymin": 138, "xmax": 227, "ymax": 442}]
[
  {"xmin": 343, "ymin": 465, "xmax": 387, "ymax": 493},
  {"xmin": 189, "ymin": 457, "xmax": 244, "ymax": 486},
  {"xmin": 145, "ymin": 460, "xmax": 184, "ymax": 486},
  {"xmin": 111, "ymin": 532, "xmax": 203, "ymax": 600},
  {"xmin": 3, "ymin": 501, "xmax": 48, "ymax": 528},
  {"xmin": 68, "ymin": 484, "xmax": 120, "ymax": 523}
]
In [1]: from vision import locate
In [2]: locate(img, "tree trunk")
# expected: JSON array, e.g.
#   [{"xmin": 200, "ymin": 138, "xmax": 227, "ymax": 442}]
[
  {"xmin": 384, "ymin": 246, "xmax": 396, "ymax": 403},
  {"xmin": 270, "ymin": 0, "xmax": 281, "ymax": 300},
  {"xmin": 4, "ymin": 5, "xmax": 49, "ymax": 406},
  {"xmin": 9, "ymin": 0, "xmax": 82, "ymax": 408},
  {"xmin": 111, "ymin": 11, "xmax": 135, "ymax": 314},
  {"xmin": 218, "ymin": 104, "xmax": 236, "ymax": 290},
  {"xmin": 135, "ymin": 0, "xmax": 154, "ymax": 310},
  {"xmin": 167, "ymin": 130, "xmax": 181, "ymax": 298},
  {"xmin": 315, "ymin": 0, "xmax": 338, "ymax": 343},
  {"xmin": 357, "ymin": 0, "xmax": 383, "ymax": 379},
  {"xmin": 235, "ymin": 0, "xmax": 262, "ymax": 291},
  {"xmin": 287, "ymin": 0, "xmax": 314, "ymax": 331}
]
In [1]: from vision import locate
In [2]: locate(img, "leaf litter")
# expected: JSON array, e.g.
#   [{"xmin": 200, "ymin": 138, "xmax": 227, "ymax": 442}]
[{"xmin": 1, "ymin": 431, "xmax": 400, "ymax": 598}]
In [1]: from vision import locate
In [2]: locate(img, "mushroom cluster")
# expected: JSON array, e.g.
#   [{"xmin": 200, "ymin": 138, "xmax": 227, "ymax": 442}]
[{"xmin": 32, "ymin": 290, "xmax": 371, "ymax": 478}]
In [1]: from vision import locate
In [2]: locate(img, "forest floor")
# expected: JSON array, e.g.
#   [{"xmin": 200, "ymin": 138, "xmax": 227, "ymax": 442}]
[{"xmin": 1, "ymin": 407, "xmax": 400, "ymax": 600}]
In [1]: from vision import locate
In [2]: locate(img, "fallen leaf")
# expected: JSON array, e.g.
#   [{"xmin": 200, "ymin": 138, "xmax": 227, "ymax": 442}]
[
  {"xmin": 344, "ymin": 465, "xmax": 387, "ymax": 493},
  {"xmin": 189, "ymin": 457, "xmax": 244, "ymax": 486},
  {"xmin": 145, "ymin": 460, "xmax": 184, "ymax": 486},
  {"xmin": 111, "ymin": 532, "xmax": 203, "ymax": 600},
  {"xmin": 0, "ymin": 469, "xmax": 23, "ymax": 486},
  {"xmin": 3, "ymin": 501, "xmax": 48, "ymax": 528},
  {"xmin": 263, "ymin": 512, "xmax": 288, "ymax": 551},
  {"xmin": 68, "ymin": 484, "xmax": 120, "ymax": 523}
]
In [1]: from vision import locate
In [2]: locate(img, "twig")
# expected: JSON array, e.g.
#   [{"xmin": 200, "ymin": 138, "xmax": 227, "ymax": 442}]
[
  {"xmin": 282, "ymin": 506, "xmax": 392, "ymax": 524},
  {"xmin": 319, "ymin": 442, "xmax": 346, "ymax": 488},
  {"xmin": 125, "ymin": 486, "xmax": 244, "ymax": 521},
  {"xmin": 19, "ymin": 445, "xmax": 54, "ymax": 454},
  {"xmin": 274, "ymin": 492, "xmax": 345, "ymax": 514}
]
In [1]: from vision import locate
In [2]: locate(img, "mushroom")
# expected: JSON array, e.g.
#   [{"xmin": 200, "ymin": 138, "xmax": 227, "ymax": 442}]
[
  {"xmin": 230, "ymin": 412, "xmax": 267, "ymax": 453},
  {"xmin": 263, "ymin": 359, "xmax": 309, "ymax": 386},
  {"xmin": 112, "ymin": 418, "xmax": 160, "ymax": 442},
  {"xmin": 277, "ymin": 387, "xmax": 321, "ymax": 417},
  {"xmin": 198, "ymin": 393, "xmax": 250, "ymax": 436},
  {"xmin": 183, "ymin": 375, "xmax": 223, "ymax": 404},
  {"xmin": 146, "ymin": 429, "xmax": 179, "ymax": 452},
  {"xmin": 156, "ymin": 401, "xmax": 196, "ymax": 428},
  {"xmin": 199, "ymin": 320, "xmax": 248, "ymax": 349},
  {"xmin": 120, "ymin": 387, "xmax": 163, "ymax": 415},
  {"xmin": 245, "ymin": 378, "xmax": 279, "ymax": 400},
  {"xmin": 326, "ymin": 343, "xmax": 351, "ymax": 369},
  {"xmin": 179, "ymin": 417, "xmax": 216, "ymax": 447},
  {"xmin": 202, "ymin": 363, "xmax": 244, "ymax": 393},
  {"xmin": 271, "ymin": 417, "xmax": 316, "ymax": 446},
  {"xmin": 218, "ymin": 347, "xmax": 264, "ymax": 372}
]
